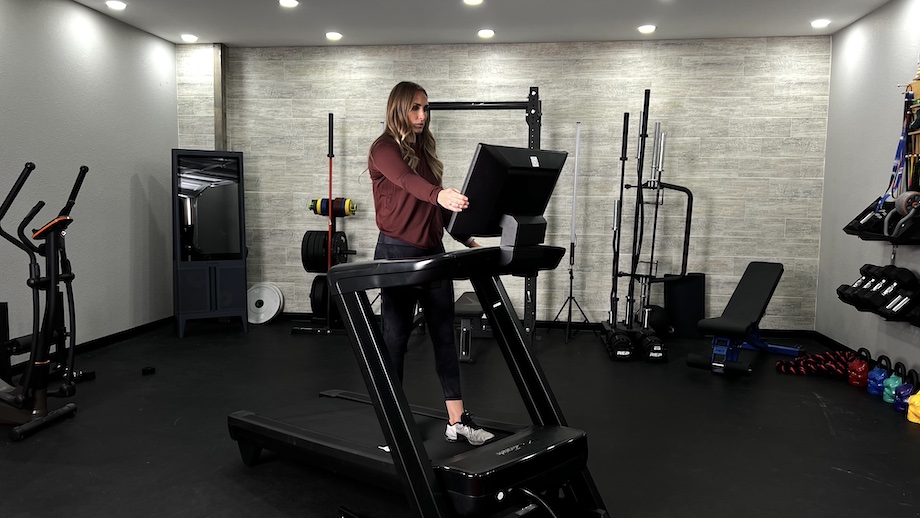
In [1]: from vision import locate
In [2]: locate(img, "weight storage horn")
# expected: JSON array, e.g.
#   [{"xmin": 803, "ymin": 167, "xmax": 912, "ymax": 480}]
[{"xmin": 310, "ymin": 197, "xmax": 357, "ymax": 217}]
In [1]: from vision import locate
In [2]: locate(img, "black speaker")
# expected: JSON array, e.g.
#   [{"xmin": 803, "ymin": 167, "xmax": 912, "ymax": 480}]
[{"xmin": 664, "ymin": 273, "xmax": 705, "ymax": 339}]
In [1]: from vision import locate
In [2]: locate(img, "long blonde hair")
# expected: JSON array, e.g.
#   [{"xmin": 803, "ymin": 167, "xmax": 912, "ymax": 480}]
[{"xmin": 370, "ymin": 81, "xmax": 444, "ymax": 183}]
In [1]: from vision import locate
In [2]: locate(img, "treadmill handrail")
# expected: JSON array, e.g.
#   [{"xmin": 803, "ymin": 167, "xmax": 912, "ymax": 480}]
[{"xmin": 327, "ymin": 245, "xmax": 564, "ymax": 294}]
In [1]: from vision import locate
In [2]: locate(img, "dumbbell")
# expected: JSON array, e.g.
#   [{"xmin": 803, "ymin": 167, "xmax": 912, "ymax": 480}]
[
  {"xmin": 893, "ymin": 369, "xmax": 918, "ymax": 413},
  {"xmin": 605, "ymin": 329, "xmax": 634, "ymax": 361},
  {"xmin": 865, "ymin": 267, "xmax": 920, "ymax": 315},
  {"xmin": 883, "ymin": 362, "xmax": 907, "ymax": 403},
  {"xmin": 837, "ymin": 264, "xmax": 883, "ymax": 307},
  {"xmin": 639, "ymin": 332, "xmax": 667, "ymax": 363},
  {"xmin": 867, "ymin": 355, "xmax": 892, "ymax": 396},
  {"xmin": 876, "ymin": 287, "xmax": 920, "ymax": 321},
  {"xmin": 851, "ymin": 265, "xmax": 900, "ymax": 311},
  {"xmin": 847, "ymin": 348, "xmax": 871, "ymax": 388}
]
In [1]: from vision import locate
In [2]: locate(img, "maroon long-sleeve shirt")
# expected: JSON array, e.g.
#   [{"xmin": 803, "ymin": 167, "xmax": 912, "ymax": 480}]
[{"xmin": 369, "ymin": 137, "xmax": 461, "ymax": 249}]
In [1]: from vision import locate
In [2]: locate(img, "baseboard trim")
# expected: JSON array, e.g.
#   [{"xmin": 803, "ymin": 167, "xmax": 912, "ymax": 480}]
[
  {"xmin": 6, "ymin": 317, "xmax": 173, "ymax": 375},
  {"xmin": 77, "ymin": 317, "xmax": 173, "ymax": 354},
  {"xmin": 760, "ymin": 329, "xmax": 851, "ymax": 352}
]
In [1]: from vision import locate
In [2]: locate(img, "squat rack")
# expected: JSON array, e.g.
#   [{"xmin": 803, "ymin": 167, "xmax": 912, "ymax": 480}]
[{"xmin": 430, "ymin": 86, "xmax": 543, "ymax": 344}]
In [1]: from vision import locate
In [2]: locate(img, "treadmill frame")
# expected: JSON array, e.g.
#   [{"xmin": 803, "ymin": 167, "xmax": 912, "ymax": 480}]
[{"xmin": 327, "ymin": 245, "xmax": 607, "ymax": 517}]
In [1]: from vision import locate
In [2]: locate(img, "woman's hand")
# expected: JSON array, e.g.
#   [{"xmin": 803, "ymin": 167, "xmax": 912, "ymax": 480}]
[{"xmin": 438, "ymin": 187, "xmax": 469, "ymax": 212}]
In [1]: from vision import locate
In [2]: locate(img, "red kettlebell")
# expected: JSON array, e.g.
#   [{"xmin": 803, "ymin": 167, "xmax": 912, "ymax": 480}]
[{"xmin": 848, "ymin": 347, "xmax": 871, "ymax": 388}]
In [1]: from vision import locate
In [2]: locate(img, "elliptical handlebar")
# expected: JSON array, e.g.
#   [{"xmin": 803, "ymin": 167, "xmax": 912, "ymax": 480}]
[
  {"xmin": 0, "ymin": 163, "xmax": 38, "ymax": 254},
  {"xmin": 58, "ymin": 165, "xmax": 89, "ymax": 218},
  {"xmin": 0, "ymin": 162, "xmax": 36, "ymax": 221},
  {"xmin": 18, "ymin": 201, "xmax": 45, "ymax": 255}
]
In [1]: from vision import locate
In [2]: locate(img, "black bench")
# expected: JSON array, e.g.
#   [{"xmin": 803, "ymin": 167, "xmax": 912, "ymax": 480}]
[{"xmin": 687, "ymin": 261, "xmax": 803, "ymax": 374}]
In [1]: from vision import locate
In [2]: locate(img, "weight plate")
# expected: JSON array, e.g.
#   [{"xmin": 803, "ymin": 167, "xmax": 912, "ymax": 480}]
[
  {"xmin": 247, "ymin": 282, "xmax": 284, "ymax": 324},
  {"xmin": 309, "ymin": 275, "xmax": 340, "ymax": 322},
  {"xmin": 302, "ymin": 230, "xmax": 328, "ymax": 273},
  {"xmin": 332, "ymin": 231, "xmax": 348, "ymax": 265},
  {"xmin": 310, "ymin": 275, "xmax": 328, "ymax": 318}
]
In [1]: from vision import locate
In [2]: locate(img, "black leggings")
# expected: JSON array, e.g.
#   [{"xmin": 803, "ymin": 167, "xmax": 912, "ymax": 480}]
[{"xmin": 374, "ymin": 233, "xmax": 461, "ymax": 400}]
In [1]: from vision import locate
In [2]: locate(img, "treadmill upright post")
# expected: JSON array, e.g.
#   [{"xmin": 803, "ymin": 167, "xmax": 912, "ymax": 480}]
[
  {"xmin": 471, "ymin": 271, "xmax": 608, "ymax": 512},
  {"xmin": 334, "ymin": 288, "xmax": 455, "ymax": 518}
]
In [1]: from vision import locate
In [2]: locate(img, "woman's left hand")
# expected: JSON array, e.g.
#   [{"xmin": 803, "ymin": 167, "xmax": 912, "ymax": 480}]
[{"xmin": 438, "ymin": 187, "xmax": 469, "ymax": 212}]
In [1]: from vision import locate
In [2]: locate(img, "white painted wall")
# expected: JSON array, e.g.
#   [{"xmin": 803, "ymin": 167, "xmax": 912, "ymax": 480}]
[
  {"xmin": 0, "ymin": 0, "xmax": 178, "ymax": 343},
  {"xmin": 819, "ymin": 0, "xmax": 920, "ymax": 366}
]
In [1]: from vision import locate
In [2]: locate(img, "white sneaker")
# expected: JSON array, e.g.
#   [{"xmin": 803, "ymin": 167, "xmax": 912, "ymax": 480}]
[{"xmin": 445, "ymin": 411, "xmax": 495, "ymax": 446}]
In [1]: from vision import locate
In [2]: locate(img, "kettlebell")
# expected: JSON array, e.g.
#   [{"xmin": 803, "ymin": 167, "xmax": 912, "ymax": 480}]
[
  {"xmin": 908, "ymin": 389, "xmax": 920, "ymax": 424},
  {"xmin": 867, "ymin": 355, "xmax": 892, "ymax": 396},
  {"xmin": 893, "ymin": 369, "xmax": 918, "ymax": 413},
  {"xmin": 882, "ymin": 362, "xmax": 906, "ymax": 403},
  {"xmin": 847, "ymin": 348, "xmax": 871, "ymax": 388}
]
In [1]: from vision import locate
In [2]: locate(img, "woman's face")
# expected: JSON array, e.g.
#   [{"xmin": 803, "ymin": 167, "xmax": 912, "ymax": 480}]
[{"xmin": 408, "ymin": 90, "xmax": 429, "ymax": 134}]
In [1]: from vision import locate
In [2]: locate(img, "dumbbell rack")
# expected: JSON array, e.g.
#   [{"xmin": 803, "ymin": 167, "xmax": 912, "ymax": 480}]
[
  {"xmin": 838, "ymin": 72, "xmax": 920, "ymax": 328},
  {"xmin": 836, "ymin": 263, "xmax": 920, "ymax": 327}
]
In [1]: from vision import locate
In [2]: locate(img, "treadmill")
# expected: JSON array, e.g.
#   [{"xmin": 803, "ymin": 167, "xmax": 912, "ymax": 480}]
[{"xmin": 228, "ymin": 144, "xmax": 609, "ymax": 518}]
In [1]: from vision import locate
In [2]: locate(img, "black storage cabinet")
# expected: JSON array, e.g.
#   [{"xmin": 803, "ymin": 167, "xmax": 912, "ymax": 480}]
[{"xmin": 171, "ymin": 149, "xmax": 248, "ymax": 338}]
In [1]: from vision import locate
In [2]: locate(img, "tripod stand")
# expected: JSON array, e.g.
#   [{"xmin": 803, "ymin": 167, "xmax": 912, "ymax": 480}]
[{"xmin": 552, "ymin": 122, "xmax": 593, "ymax": 343}]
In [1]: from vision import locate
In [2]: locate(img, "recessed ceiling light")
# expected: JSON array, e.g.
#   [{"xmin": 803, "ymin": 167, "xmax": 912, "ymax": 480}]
[
  {"xmin": 811, "ymin": 19, "xmax": 831, "ymax": 29},
  {"xmin": 181, "ymin": 34, "xmax": 199, "ymax": 43},
  {"xmin": 326, "ymin": 32, "xmax": 343, "ymax": 41},
  {"xmin": 279, "ymin": 0, "xmax": 299, "ymax": 7},
  {"xmin": 638, "ymin": 25, "xmax": 656, "ymax": 34},
  {"xmin": 478, "ymin": 29, "xmax": 495, "ymax": 39},
  {"xmin": 105, "ymin": 1, "xmax": 126, "ymax": 10},
  {"xmin": 464, "ymin": 0, "xmax": 484, "ymax": 5}
]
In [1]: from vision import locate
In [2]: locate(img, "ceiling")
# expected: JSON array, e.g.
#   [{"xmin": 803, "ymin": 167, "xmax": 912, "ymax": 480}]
[{"xmin": 71, "ymin": 0, "xmax": 889, "ymax": 47}]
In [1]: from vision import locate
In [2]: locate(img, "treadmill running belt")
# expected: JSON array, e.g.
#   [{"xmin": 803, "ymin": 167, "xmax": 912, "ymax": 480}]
[{"xmin": 228, "ymin": 395, "xmax": 514, "ymax": 493}]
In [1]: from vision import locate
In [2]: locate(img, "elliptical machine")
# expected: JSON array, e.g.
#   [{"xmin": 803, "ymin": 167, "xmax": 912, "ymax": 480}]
[{"xmin": 0, "ymin": 162, "xmax": 91, "ymax": 441}]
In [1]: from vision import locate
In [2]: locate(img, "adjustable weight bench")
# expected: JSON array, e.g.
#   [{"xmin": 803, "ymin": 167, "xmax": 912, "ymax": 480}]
[{"xmin": 687, "ymin": 261, "xmax": 804, "ymax": 375}]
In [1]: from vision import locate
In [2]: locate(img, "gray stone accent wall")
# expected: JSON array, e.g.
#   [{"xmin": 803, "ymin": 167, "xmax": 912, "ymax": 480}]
[
  {"xmin": 177, "ymin": 45, "xmax": 216, "ymax": 150},
  {"xmin": 177, "ymin": 37, "xmax": 829, "ymax": 329}
]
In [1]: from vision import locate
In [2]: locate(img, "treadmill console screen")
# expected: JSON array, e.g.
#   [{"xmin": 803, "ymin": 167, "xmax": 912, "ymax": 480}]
[{"xmin": 447, "ymin": 143, "xmax": 567, "ymax": 238}]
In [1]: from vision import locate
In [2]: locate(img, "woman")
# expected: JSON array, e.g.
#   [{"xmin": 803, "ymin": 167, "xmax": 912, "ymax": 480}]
[{"xmin": 368, "ymin": 81, "xmax": 494, "ymax": 446}]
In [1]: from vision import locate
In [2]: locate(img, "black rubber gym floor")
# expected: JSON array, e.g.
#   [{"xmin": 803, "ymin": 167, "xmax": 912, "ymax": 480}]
[{"xmin": 2, "ymin": 318, "xmax": 919, "ymax": 518}]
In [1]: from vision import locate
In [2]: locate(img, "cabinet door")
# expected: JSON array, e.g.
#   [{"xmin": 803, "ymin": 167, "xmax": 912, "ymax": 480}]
[
  {"xmin": 215, "ymin": 264, "xmax": 247, "ymax": 311},
  {"xmin": 177, "ymin": 265, "xmax": 212, "ymax": 313}
]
